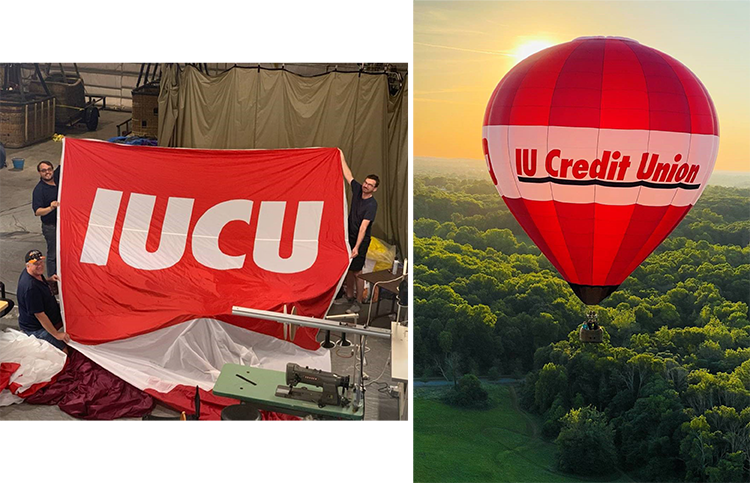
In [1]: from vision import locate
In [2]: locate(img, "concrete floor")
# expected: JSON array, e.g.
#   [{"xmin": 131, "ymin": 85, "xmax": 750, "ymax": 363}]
[
  {"xmin": 0, "ymin": 110, "xmax": 402, "ymax": 421},
  {"xmin": 1, "ymin": 110, "xmax": 132, "ymax": 295}
]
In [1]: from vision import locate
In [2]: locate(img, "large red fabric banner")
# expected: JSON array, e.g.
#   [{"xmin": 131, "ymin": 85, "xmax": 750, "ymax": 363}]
[{"xmin": 58, "ymin": 139, "xmax": 349, "ymax": 350}]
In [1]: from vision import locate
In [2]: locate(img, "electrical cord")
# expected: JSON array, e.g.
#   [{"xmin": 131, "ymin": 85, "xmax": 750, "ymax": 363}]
[
  {"xmin": 372, "ymin": 382, "xmax": 390, "ymax": 392},
  {"xmin": 350, "ymin": 266, "xmax": 407, "ymax": 417},
  {"xmin": 365, "ymin": 350, "xmax": 391, "ymax": 386},
  {"xmin": 335, "ymin": 340, "xmax": 356, "ymax": 359},
  {"xmin": 357, "ymin": 275, "xmax": 403, "ymax": 392},
  {"xmin": 368, "ymin": 382, "xmax": 399, "ymax": 398},
  {"xmin": 353, "ymin": 342, "xmax": 372, "ymax": 373}
]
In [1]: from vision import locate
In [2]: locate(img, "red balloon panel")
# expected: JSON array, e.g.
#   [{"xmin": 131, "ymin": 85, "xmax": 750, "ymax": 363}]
[
  {"xmin": 504, "ymin": 197, "xmax": 691, "ymax": 286},
  {"xmin": 484, "ymin": 37, "xmax": 718, "ymax": 135}
]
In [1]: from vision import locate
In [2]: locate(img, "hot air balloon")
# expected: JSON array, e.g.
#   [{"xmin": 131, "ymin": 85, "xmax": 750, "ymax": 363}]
[{"xmin": 482, "ymin": 37, "xmax": 719, "ymax": 340}]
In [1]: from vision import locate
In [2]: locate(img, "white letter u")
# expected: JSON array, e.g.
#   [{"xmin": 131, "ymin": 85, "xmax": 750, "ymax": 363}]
[
  {"xmin": 253, "ymin": 201, "xmax": 323, "ymax": 274},
  {"xmin": 119, "ymin": 194, "xmax": 194, "ymax": 270}
]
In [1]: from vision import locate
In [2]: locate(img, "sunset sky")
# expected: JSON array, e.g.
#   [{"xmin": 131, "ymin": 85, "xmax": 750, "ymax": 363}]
[{"xmin": 415, "ymin": 0, "xmax": 750, "ymax": 172}]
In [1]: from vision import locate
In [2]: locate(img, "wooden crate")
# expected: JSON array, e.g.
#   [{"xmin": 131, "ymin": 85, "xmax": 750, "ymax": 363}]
[
  {"xmin": 0, "ymin": 92, "xmax": 55, "ymax": 148},
  {"xmin": 131, "ymin": 83, "xmax": 160, "ymax": 138},
  {"xmin": 29, "ymin": 74, "xmax": 85, "ymax": 125}
]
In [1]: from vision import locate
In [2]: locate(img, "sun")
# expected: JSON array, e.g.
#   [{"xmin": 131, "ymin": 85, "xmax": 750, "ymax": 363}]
[{"xmin": 512, "ymin": 39, "xmax": 556, "ymax": 61}]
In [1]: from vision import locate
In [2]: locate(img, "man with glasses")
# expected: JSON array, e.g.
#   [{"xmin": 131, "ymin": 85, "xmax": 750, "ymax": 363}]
[
  {"xmin": 32, "ymin": 161, "xmax": 59, "ymax": 277},
  {"xmin": 338, "ymin": 158, "xmax": 379, "ymax": 314}
]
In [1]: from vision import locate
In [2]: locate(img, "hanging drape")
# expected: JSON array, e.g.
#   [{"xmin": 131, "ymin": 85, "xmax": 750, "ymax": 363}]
[{"xmin": 158, "ymin": 65, "xmax": 408, "ymax": 255}]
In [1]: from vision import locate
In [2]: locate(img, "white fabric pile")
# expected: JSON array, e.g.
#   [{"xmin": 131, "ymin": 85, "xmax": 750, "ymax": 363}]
[
  {"xmin": 70, "ymin": 318, "xmax": 331, "ymax": 394},
  {"xmin": 0, "ymin": 329, "xmax": 67, "ymax": 406}
]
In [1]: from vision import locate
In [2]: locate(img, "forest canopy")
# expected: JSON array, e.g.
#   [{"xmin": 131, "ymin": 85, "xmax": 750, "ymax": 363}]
[{"xmin": 414, "ymin": 174, "xmax": 750, "ymax": 481}]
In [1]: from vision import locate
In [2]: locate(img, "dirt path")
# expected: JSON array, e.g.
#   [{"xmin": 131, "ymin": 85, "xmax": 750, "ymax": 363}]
[{"xmin": 508, "ymin": 385, "xmax": 540, "ymax": 439}]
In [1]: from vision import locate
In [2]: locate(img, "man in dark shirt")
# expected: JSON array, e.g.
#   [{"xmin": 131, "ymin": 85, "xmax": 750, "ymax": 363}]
[
  {"xmin": 17, "ymin": 249, "xmax": 69, "ymax": 353},
  {"xmin": 32, "ymin": 160, "xmax": 59, "ymax": 277},
  {"xmin": 338, "ymin": 157, "xmax": 379, "ymax": 313}
]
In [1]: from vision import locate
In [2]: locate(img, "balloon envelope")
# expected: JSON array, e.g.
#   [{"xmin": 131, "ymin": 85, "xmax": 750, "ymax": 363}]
[{"xmin": 482, "ymin": 37, "xmax": 719, "ymax": 305}]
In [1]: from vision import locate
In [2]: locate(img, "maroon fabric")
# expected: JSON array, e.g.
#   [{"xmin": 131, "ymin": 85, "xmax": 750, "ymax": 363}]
[{"xmin": 24, "ymin": 348, "xmax": 155, "ymax": 419}]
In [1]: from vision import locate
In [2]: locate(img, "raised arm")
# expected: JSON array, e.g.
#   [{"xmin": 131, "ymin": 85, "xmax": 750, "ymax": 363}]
[{"xmin": 340, "ymin": 150, "xmax": 354, "ymax": 185}]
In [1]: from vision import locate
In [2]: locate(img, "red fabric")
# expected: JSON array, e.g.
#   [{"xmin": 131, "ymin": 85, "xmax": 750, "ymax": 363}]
[
  {"xmin": 0, "ymin": 362, "xmax": 21, "ymax": 392},
  {"xmin": 59, "ymin": 140, "xmax": 349, "ymax": 349},
  {"xmin": 484, "ymin": 37, "xmax": 718, "ymax": 135},
  {"xmin": 6, "ymin": 360, "xmax": 65, "ymax": 399},
  {"xmin": 503, "ymin": 198, "xmax": 691, "ymax": 286},
  {"xmin": 24, "ymin": 349, "xmax": 155, "ymax": 419},
  {"xmin": 10, "ymin": 378, "xmax": 58, "ymax": 399}
]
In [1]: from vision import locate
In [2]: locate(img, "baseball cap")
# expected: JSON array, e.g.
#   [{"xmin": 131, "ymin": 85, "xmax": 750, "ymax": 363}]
[{"xmin": 25, "ymin": 249, "xmax": 45, "ymax": 263}]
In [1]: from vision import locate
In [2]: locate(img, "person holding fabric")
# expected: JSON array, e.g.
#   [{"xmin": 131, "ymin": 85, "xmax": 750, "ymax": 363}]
[
  {"xmin": 17, "ymin": 249, "xmax": 69, "ymax": 353},
  {"xmin": 32, "ymin": 161, "xmax": 59, "ymax": 277},
  {"xmin": 338, "ymin": 157, "xmax": 379, "ymax": 314}
]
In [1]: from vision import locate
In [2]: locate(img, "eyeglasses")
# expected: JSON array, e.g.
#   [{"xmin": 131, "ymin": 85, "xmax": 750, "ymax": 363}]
[
  {"xmin": 363, "ymin": 182, "xmax": 377, "ymax": 188},
  {"xmin": 39, "ymin": 168, "xmax": 53, "ymax": 173}
]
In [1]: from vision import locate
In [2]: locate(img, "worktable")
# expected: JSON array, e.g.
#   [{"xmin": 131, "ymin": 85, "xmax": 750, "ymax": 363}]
[
  {"xmin": 212, "ymin": 363, "xmax": 364, "ymax": 420},
  {"xmin": 357, "ymin": 270, "xmax": 411, "ymax": 317}
]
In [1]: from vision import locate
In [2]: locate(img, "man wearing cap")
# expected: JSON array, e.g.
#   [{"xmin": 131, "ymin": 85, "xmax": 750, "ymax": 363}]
[
  {"xmin": 32, "ymin": 160, "xmax": 59, "ymax": 277},
  {"xmin": 17, "ymin": 249, "xmax": 70, "ymax": 353}
]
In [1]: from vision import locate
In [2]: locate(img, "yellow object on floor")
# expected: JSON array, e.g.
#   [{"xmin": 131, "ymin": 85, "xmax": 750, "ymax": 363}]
[{"xmin": 366, "ymin": 237, "xmax": 396, "ymax": 272}]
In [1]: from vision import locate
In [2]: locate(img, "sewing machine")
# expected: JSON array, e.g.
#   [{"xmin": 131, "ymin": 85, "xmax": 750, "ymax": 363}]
[{"xmin": 275, "ymin": 363, "xmax": 351, "ymax": 408}]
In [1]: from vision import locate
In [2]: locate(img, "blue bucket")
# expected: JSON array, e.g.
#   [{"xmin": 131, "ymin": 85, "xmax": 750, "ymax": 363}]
[{"xmin": 11, "ymin": 158, "xmax": 24, "ymax": 170}]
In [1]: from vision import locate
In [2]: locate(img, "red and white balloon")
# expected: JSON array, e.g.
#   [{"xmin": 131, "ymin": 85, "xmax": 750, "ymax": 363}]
[{"xmin": 482, "ymin": 36, "xmax": 719, "ymax": 304}]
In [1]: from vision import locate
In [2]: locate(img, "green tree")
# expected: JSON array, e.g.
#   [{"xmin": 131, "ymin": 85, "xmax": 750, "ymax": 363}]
[
  {"xmin": 680, "ymin": 415, "xmax": 720, "ymax": 482},
  {"xmin": 484, "ymin": 228, "xmax": 518, "ymax": 253},
  {"xmin": 543, "ymin": 395, "xmax": 567, "ymax": 438},
  {"xmin": 555, "ymin": 406, "xmax": 618, "ymax": 476},
  {"xmin": 535, "ymin": 363, "xmax": 568, "ymax": 412},
  {"xmin": 617, "ymin": 379, "xmax": 688, "ymax": 480},
  {"xmin": 445, "ymin": 373, "xmax": 490, "ymax": 409},
  {"xmin": 706, "ymin": 452, "xmax": 745, "ymax": 483},
  {"xmin": 413, "ymin": 217, "xmax": 439, "ymax": 238}
]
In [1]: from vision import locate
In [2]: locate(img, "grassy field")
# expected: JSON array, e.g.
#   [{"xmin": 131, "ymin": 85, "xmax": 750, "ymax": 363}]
[{"xmin": 414, "ymin": 385, "xmax": 633, "ymax": 483}]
